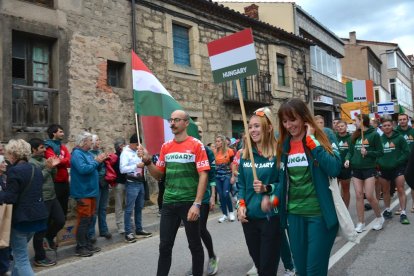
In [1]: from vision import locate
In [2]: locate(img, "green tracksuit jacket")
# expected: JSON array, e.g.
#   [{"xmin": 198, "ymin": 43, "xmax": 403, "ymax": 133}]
[
  {"xmin": 395, "ymin": 125, "xmax": 414, "ymax": 151},
  {"xmin": 377, "ymin": 131, "xmax": 409, "ymax": 170},
  {"xmin": 238, "ymin": 148, "xmax": 280, "ymax": 220},
  {"xmin": 336, "ymin": 133, "xmax": 351, "ymax": 164},
  {"xmin": 346, "ymin": 126, "xmax": 383, "ymax": 169}
]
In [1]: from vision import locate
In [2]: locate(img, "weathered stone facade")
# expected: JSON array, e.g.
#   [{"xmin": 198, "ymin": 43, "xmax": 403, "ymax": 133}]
[{"xmin": 1, "ymin": 0, "xmax": 311, "ymax": 195}]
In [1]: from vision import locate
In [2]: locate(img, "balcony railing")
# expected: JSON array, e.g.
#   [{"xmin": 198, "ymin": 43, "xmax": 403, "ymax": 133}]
[
  {"xmin": 222, "ymin": 73, "xmax": 273, "ymax": 108},
  {"xmin": 12, "ymin": 84, "xmax": 58, "ymax": 132}
]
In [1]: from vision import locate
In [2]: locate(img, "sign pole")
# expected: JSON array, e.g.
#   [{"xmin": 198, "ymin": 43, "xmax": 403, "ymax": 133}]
[{"xmin": 236, "ymin": 79, "xmax": 258, "ymax": 180}]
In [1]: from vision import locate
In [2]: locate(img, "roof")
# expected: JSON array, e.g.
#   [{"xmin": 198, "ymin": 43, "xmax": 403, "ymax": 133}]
[{"xmin": 136, "ymin": 0, "xmax": 313, "ymax": 47}]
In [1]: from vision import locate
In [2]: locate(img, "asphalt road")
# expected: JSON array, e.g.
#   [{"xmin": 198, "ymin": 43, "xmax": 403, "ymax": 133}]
[{"xmin": 36, "ymin": 188, "xmax": 414, "ymax": 276}]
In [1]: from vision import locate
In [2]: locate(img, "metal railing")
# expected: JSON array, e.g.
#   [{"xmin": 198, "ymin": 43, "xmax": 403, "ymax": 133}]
[{"xmin": 222, "ymin": 73, "xmax": 273, "ymax": 105}]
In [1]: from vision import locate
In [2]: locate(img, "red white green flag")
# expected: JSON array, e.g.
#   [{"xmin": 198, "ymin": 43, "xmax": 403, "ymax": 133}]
[
  {"xmin": 207, "ymin": 28, "xmax": 258, "ymax": 83},
  {"xmin": 132, "ymin": 50, "xmax": 199, "ymax": 154}
]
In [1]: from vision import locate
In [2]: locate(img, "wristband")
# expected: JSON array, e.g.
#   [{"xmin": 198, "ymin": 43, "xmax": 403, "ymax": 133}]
[
  {"xmin": 264, "ymin": 184, "xmax": 272, "ymax": 194},
  {"xmin": 306, "ymin": 135, "xmax": 320, "ymax": 150},
  {"xmin": 193, "ymin": 202, "xmax": 201, "ymax": 209},
  {"xmin": 237, "ymin": 199, "xmax": 246, "ymax": 209},
  {"xmin": 270, "ymin": 195, "xmax": 279, "ymax": 207}
]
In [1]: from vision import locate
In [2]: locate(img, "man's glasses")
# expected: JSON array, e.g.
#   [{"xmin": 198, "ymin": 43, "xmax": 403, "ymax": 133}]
[{"xmin": 168, "ymin": 118, "xmax": 187, "ymax": 124}]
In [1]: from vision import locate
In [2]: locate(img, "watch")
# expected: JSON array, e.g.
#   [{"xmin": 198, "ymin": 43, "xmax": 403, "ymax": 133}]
[{"xmin": 193, "ymin": 202, "xmax": 201, "ymax": 208}]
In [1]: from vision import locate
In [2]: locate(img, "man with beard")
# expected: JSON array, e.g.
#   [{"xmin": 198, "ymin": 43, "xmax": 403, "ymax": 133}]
[{"xmin": 138, "ymin": 110, "xmax": 210, "ymax": 276}]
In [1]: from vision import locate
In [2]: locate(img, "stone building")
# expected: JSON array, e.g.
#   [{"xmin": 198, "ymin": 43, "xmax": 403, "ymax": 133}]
[
  {"xmin": 218, "ymin": 1, "xmax": 346, "ymax": 127},
  {"xmin": 1, "ymin": 0, "xmax": 312, "ymax": 148},
  {"xmin": 342, "ymin": 31, "xmax": 413, "ymax": 118}
]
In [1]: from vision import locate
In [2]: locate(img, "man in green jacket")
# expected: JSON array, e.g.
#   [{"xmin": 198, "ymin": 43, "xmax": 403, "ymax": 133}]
[{"xmin": 28, "ymin": 138, "xmax": 65, "ymax": 267}]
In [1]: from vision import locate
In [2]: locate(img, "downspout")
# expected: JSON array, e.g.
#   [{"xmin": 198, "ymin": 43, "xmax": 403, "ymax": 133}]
[{"xmin": 131, "ymin": 0, "xmax": 137, "ymax": 52}]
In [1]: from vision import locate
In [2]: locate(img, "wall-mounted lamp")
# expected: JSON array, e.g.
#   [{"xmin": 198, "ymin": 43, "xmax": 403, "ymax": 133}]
[{"xmin": 296, "ymin": 68, "xmax": 304, "ymax": 75}]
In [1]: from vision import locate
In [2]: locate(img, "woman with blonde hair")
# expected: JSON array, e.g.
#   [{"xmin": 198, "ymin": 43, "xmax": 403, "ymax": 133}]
[
  {"xmin": 214, "ymin": 134, "xmax": 235, "ymax": 222},
  {"xmin": 275, "ymin": 98, "xmax": 341, "ymax": 275},
  {"xmin": 238, "ymin": 107, "xmax": 281, "ymax": 275},
  {"xmin": 0, "ymin": 139, "xmax": 48, "ymax": 275}
]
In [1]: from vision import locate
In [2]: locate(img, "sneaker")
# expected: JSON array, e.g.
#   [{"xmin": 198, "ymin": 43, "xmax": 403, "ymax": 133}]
[
  {"xmin": 34, "ymin": 257, "xmax": 56, "ymax": 267},
  {"xmin": 372, "ymin": 216, "xmax": 385, "ymax": 231},
  {"xmin": 284, "ymin": 269, "xmax": 296, "ymax": 276},
  {"xmin": 75, "ymin": 247, "xmax": 93, "ymax": 257},
  {"xmin": 246, "ymin": 265, "xmax": 258, "ymax": 276},
  {"xmin": 87, "ymin": 245, "xmax": 101, "ymax": 253},
  {"xmin": 125, "ymin": 233, "xmax": 137, "ymax": 243},
  {"xmin": 355, "ymin": 222, "xmax": 366, "ymax": 233},
  {"xmin": 382, "ymin": 210, "xmax": 392, "ymax": 220},
  {"xmin": 364, "ymin": 203, "xmax": 372, "ymax": 211},
  {"xmin": 228, "ymin": 212, "xmax": 236, "ymax": 222},
  {"xmin": 135, "ymin": 230, "xmax": 152, "ymax": 238},
  {"xmin": 218, "ymin": 215, "xmax": 228, "ymax": 223},
  {"xmin": 400, "ymin": 214, "xmax": 410, "ymax": 225},
  {"xmin": 207, "ymin": 256, "xmax": 219, "ymax": 275},
  {"xmin": 100, "ymin": 232, "xmax": 112, "ymax": 239}
]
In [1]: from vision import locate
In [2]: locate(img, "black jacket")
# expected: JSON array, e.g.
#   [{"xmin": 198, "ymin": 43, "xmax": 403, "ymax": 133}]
[{"xmin": 0, "ymin": 161, "xmax": 48, "ymax": 225}]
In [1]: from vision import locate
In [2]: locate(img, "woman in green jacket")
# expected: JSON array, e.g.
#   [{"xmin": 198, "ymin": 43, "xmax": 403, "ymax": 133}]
[
  {"xmin": 237, "ymin": 107, "xmax": 281, "ymax": 275},
  {"xmin": 344, "ymin": 114, "xmax": 384, "ymax": 233},
  {"xmin": 275, "ymin": 98, "xmax": 341, "ymax": 276}
]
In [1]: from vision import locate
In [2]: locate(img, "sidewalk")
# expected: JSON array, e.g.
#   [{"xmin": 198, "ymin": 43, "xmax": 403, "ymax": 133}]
[{"xmin": 32, "ymin": 202, "xmax": 220, "ymax": 272}]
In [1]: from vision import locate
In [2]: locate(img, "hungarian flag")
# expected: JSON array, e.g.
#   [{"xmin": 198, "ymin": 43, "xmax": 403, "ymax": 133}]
[{"xmin": 132, "ymin": 51, "xmax": 199, "ymax": 154}]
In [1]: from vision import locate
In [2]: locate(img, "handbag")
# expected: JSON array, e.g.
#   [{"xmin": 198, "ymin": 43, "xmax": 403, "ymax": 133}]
[
  {"xmin": 328, "ymin": 177, "xmax": 359, "ymax": 243},
  {"xmin": 0, "ymin": 204, "xmax": 12, "ymax": 249}
]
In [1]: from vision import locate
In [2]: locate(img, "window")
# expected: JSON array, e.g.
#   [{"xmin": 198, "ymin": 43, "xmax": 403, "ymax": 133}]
[
  {"xmin": 310, "ymin": 46, "xmax": 342, "ymax": 81},
  {"xmin": 231, "ymin": 78, "xmax": 248, "ymax": 99},
  {"xmin": 107, "ymin": 60, "xmax": 125, "ymax": 88},
  {"xmin": 389, "ymin": 78, "xmax": 396, "ymax": 100},
  {"xmin": 12, "ymin": 32, "xmax": 56, "ymax": 128},
  {"xmin": 21, "ymin": 0, "xmax": 54, "ymax": 8},
  {"xmin": 172, "ymin": 24, "xmax": 190, "ymax": 66},
  {"xmin": 277, "ymin": 55, "xmax": 286, "ymax": 86}
]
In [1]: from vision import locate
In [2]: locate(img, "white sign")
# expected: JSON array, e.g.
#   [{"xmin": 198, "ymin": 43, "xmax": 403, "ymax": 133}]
[
  {"xmin": 350, "ymin": 109, "xmax": 361, "ymax": 119},
  {"xmin": 377, "ymin": 102, "xmax": 394, "ymax": 114},
  {"xmin": 314, "ymin": 95, "xmax": 333, "ymax": 105}
]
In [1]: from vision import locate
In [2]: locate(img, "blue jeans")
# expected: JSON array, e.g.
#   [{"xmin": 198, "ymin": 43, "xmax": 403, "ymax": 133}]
[
  {"xmin": 216, "ymin": 174, "xmax": 233, "ymax": 215},
  {"xmin": 89, "ymin": 184, "xmax": 110, "ymax": 237},
  {"xmin": 124, "ymin": 181, "xmax": 145, "ymax": 234},
  {"xmin": 0, "ymin": 247, "xmax": 10, "ymax": 274},
  {"xmin": 10, "ymin": 228, "xmax": 35, "ymax": 276},
  {"xmin": 157, "ymin": 203, "xmax": 204, "ymax": 276}
]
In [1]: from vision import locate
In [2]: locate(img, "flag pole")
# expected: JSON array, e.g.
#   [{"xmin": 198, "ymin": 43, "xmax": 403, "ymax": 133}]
[
  {"xmin": 236, "ymin": 79, "xmax": 258, "ymax": 180},
  {"xmin": 135, "ymin": 113, "xmax": 142, "ymax": 147}
]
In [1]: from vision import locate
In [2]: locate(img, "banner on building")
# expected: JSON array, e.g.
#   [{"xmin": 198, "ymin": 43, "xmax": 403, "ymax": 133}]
[
  {"xmin": 346, "ymin": 80, "xmax": 374, "ymax": 102},
  {"xmin": 340, "ymin": 102, "xmax": 370, "ymax": 123},
  {"xmin": 207, "ymin": 28, "xmax": 258, "ymax": 83},
  {"xmin": 132, "ymin": 51, "xmax": 199, "ymax": 155}
]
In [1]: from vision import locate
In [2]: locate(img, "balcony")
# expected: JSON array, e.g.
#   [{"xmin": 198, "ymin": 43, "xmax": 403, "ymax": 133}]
[
  {"xmin": 12, "ymin": 84, "xmax": 58, "ymax": 132},
  {"xmin": 222, "ymin": 73, "xmax": 273, "ymax": 109}
]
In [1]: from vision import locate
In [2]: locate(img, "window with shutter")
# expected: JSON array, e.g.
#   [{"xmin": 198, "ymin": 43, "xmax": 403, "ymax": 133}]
[{"xmin": 172, "ymin": 24, "xmax": 191, "ymax": 67}]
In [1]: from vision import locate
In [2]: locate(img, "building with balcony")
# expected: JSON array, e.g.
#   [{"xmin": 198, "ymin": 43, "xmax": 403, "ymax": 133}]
[
  {"xmin": 218, "ymin": 1, "xmax": 346, "ymax": 127},
  {"xmin": 0, "ymin": 0, "xmax": 312, "ymax": 144},
  {"xmin": 342, "ymin": 31, "xmax": 413, "ymax": 118}
]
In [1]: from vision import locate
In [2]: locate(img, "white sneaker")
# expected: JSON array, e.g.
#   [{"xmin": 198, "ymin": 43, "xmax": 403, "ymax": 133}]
[
  {"xmin": 284, "ymin": 269, "xmax": 296, "ymax": 276},
  {"xmin": 229, "ymin": 212, "xmax": 236, "ymax": 222},
  {"xmin": 355, "ymin": 222, "xmax": 365, "ymax": 233},
  {"xmin": 372, "ymin": 216, "xmax": 385, "ymax": 231},
  {"xmin": 218, "ymin": 215, "xmax": 228, "ymax": 223},
  {"xmin": 246, "ymin": 265, "xmax": 258, "ymax": 276}
]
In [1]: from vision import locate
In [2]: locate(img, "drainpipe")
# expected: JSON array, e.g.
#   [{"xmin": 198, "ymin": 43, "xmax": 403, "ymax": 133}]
[{"xmin": 131, "ymin": 0, "xmax": 137, "ymax": 52}]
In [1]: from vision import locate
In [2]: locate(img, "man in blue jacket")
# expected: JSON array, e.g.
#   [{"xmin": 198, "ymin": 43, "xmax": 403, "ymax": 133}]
[{"xmin": 70, "ymin": 132, "xmax": 107, "ymax": 257}]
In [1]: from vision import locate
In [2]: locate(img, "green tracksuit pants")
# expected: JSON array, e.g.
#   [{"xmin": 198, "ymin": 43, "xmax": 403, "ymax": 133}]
[{"xmin": 287, "ymin": 214, "xmax": 338, "ymax": 276}]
